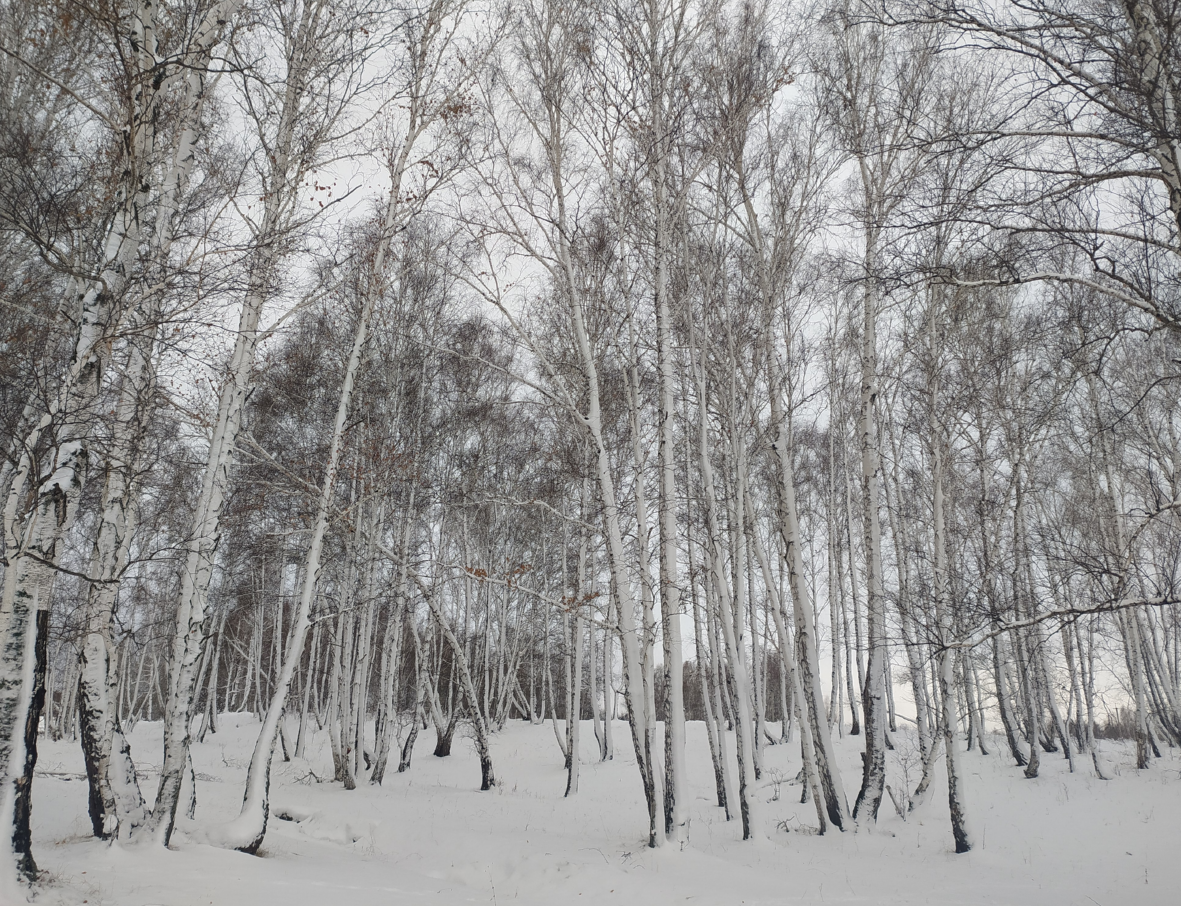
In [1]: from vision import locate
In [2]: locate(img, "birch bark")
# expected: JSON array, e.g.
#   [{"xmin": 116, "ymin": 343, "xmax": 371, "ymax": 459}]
[
  {"xmin": 926, "ymin": 303, "xmax": 972, "ymax": 853},
  {"xmin": 482, "ymin": 0, "xmax": 660, "ymax": 843},
  {"xmin": 150, "ymin": 0, "xmax": 383, "ymax": 844},
  {"xmin": 1, "ymin": 0, "xmax": 242, "ymax": 877}
]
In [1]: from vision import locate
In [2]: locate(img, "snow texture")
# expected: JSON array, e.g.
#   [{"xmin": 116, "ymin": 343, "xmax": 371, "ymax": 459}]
[{"xmin": 20, "ymin": 715, "xmax": 1181, "ymax": 905}]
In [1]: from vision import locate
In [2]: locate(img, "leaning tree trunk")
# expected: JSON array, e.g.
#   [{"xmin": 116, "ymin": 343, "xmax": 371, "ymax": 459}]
[
  {"xmin": 208, "ymin": 240, "xmax": 379, "ymax": 853},
  {"xmin": 149, "ymin": 223, "xmax": 277, "ymax": 847},
  {"xmin": 399, "ymin": 613, "xmax": 430, "ymax": 773},
  {"xmin": 427, "ymin": 595, "xmax": 496, "ymax": 790},
  {"xmin": 149, "ymin": 0, "xmax": 330, "ymax": 844},
  {"xmin": 0, "ymin": 0, "xmax": 189, "ymax": 871}
]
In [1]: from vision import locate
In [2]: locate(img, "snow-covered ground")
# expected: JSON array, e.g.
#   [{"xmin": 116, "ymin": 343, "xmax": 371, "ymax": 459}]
[{"xmin": 24, "ymin": 716, "xmax": 1181, "ymax": 905}]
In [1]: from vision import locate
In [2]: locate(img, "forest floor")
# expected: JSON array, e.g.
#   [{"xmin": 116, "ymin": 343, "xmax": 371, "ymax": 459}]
[{"xmin": 24, "ymin": 714, "xmax": 1181, "ymax": 906}]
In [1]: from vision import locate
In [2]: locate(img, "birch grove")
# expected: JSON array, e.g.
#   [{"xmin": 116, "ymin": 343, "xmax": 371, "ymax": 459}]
[{"xmin": 3, "ymin": 0, "xmax": 1181, "ymax": 890}]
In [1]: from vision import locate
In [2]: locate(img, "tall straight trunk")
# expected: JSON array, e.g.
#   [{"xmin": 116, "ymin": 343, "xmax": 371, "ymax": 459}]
[
  {"xmin": 709, "ymin": 540, "xmax": 758, "ymax": 840},
  {"xmin": 351, "ymin": 600, "xmax": 372, "ymax": 780},
  {"xmin": 654, "ymin": 183, "xmax": 686, "ymax": 847},
  {"xmin": 589, "ymin": 613, "xmax": 605, "ymax": 761},
  {"xmin": 565, "ymin": 611, "xmax": 583, "ymax": 796},
  {"xmin": 294, "ymin": 620, "xmax": 320, "ymax": 759},
  {"xmin": 701, "ymin": 542, "xmax": 736, "ymax": 810},
  {"xmin": 853, "ymin": 241, "xmax": 887, "ymax": 821},
  {"xmin": 495, "ymin": 6, "xmax": 657, "ymax": 844},
  {"xmin": 327, "ymin": 613, "xmax": 346, "ymax": 782},
  {"xmin": 336, "ymin": 521, "xmax": 361, "ymax": 790},
  {"xmin": 732, "ymin": 424, "xmax": 763, "ymax": 781},
  {"xmin": 827, "ymin": 433, "xmax": 844, "ymax": 734},
  {"xmin": 623, "ymin": 0, "xmax": 691, "ymax": 844},
  {"xmin": 1121, "ymin": 612, "xmax": 1153, "ymax": 768},
  {"xmin": 351, "ymin": 516, "xmax": 380, "ymax": 781},
  {"xmin": 779, "ymin": 644, "xmax": 793, "ymax": 744},
  {"xmin": 548, "ymin": 618, "xmax": 569, "ymax": 763},
  {"xmin": 567, "ymin": 486, "xmax": 590, "ymax": 795},
  {"xmin": 370, "ymin": 608, "xmax": 396, "ymax": 778},
  {"xmin": 372, "ymin": 530, "xmax": 410, "ymax": 783},
  {"xmin": 837, "ymin": 535, "xmax": 861, "ymax": 736},
  {"xmin": 748, "ymin": 484, "xmax": 830, "ymax": 833},
  {"xmin": 553, "ymin": 523, "xmax": 572, "ymax": 766},
  {"xmin": 1, "ymin": 2, "xmax": 159, "ymax": 866},
  {"xmin": 2, "ymin": 314, "xmax": 107, "ymax": 877},
  {"xmin": 77, "ymin": 340, "xmax": 154, "ymax": 841},
  {"xmin": 769, "ymin": 390, "xmax": 850, "ymax": 831},
  {"xmin": 250, "ymin": 578, "xmax": 265, "ymax": 718},
  {"xmin": 844, "ymin": 481, "xmax": 868, "ymax": 737},
  {"xmin": 692, "ymin": 353, "xmax": 757, "ymax": 839},
  {"xmin": 601, "ymin": 594, "xmax": 614, "ymax": 761},
  {"xmin": 963, "ymin": 655, "xmax": 988, "ymax": 755},
  {"xmin": 691, "ymin": 569, "xmax": 729, "ymax": 818},
  {"xmin": 621, "ymin": 310, "xmax": 664, "ymax": 846},
  {"xmin": 882, "ymin": 414, "xmax": 932, "ymax": 763},
  {"xmin": 927, "ymin": 330, "xmax": 971, "ymax": 852}
]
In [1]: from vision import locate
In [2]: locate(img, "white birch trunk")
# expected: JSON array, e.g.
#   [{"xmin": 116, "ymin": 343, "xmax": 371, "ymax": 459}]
[
  {"xmin": 747, "ymin": 484, "xmax": 830, "ymax": 833},
  {"xmin": 927, "ymin": 317, "xmax": 971, "ymax": 851},
  {"xmin": 0, "ymin": 0, "xmax": 167, "ymax": 874},
  {"xmin": 77, "ymin": 338, "xmax": 152, "ymax": 840},
  {"xmin": 490, "ymin": 0, "xmax": 658, "ymax": 844},
  {"xmin": 207, "ymin": 264, "xmax": 379, "ymax": 853},
  {"xmin": 428, "ymin": 593, "xmax": 497, "ymax": 789},
  {"xmin": 691, "ymin": 355, "xmax": 758, "ymax": 840},
  {"xmin": 853, "ymin": 238, "xmax": 888, "ymax": 821},
  {"xmin": 768, "ymin": 391, "xmax": 851, "ymax": 831},
  {"xmin": 149, "ymin": 0, "xmax": 348, "ymax": 843}
]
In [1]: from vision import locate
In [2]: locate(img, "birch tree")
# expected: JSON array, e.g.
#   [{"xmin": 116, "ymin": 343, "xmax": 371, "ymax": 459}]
[
  {"xmin": 203, "ymin": 0, "xmax": 480, "ymax": 854},
  {"xmin": 0, "ymin": 0, "xmax": 241, "ymax": 879},
  {"xmin": 698, "ymin": 0, "xmax": 851, "ymax": 831},
  {"xmin": 816, "ymin": 7, "xmax": 937, "ymax": 822},
  {"xmin": 472, "ymin": 0, "xmax": 666, "ymax": 845},
  {"xmin": 150, "ymin": 0, "xmax": 385, "ymax": 846}
]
